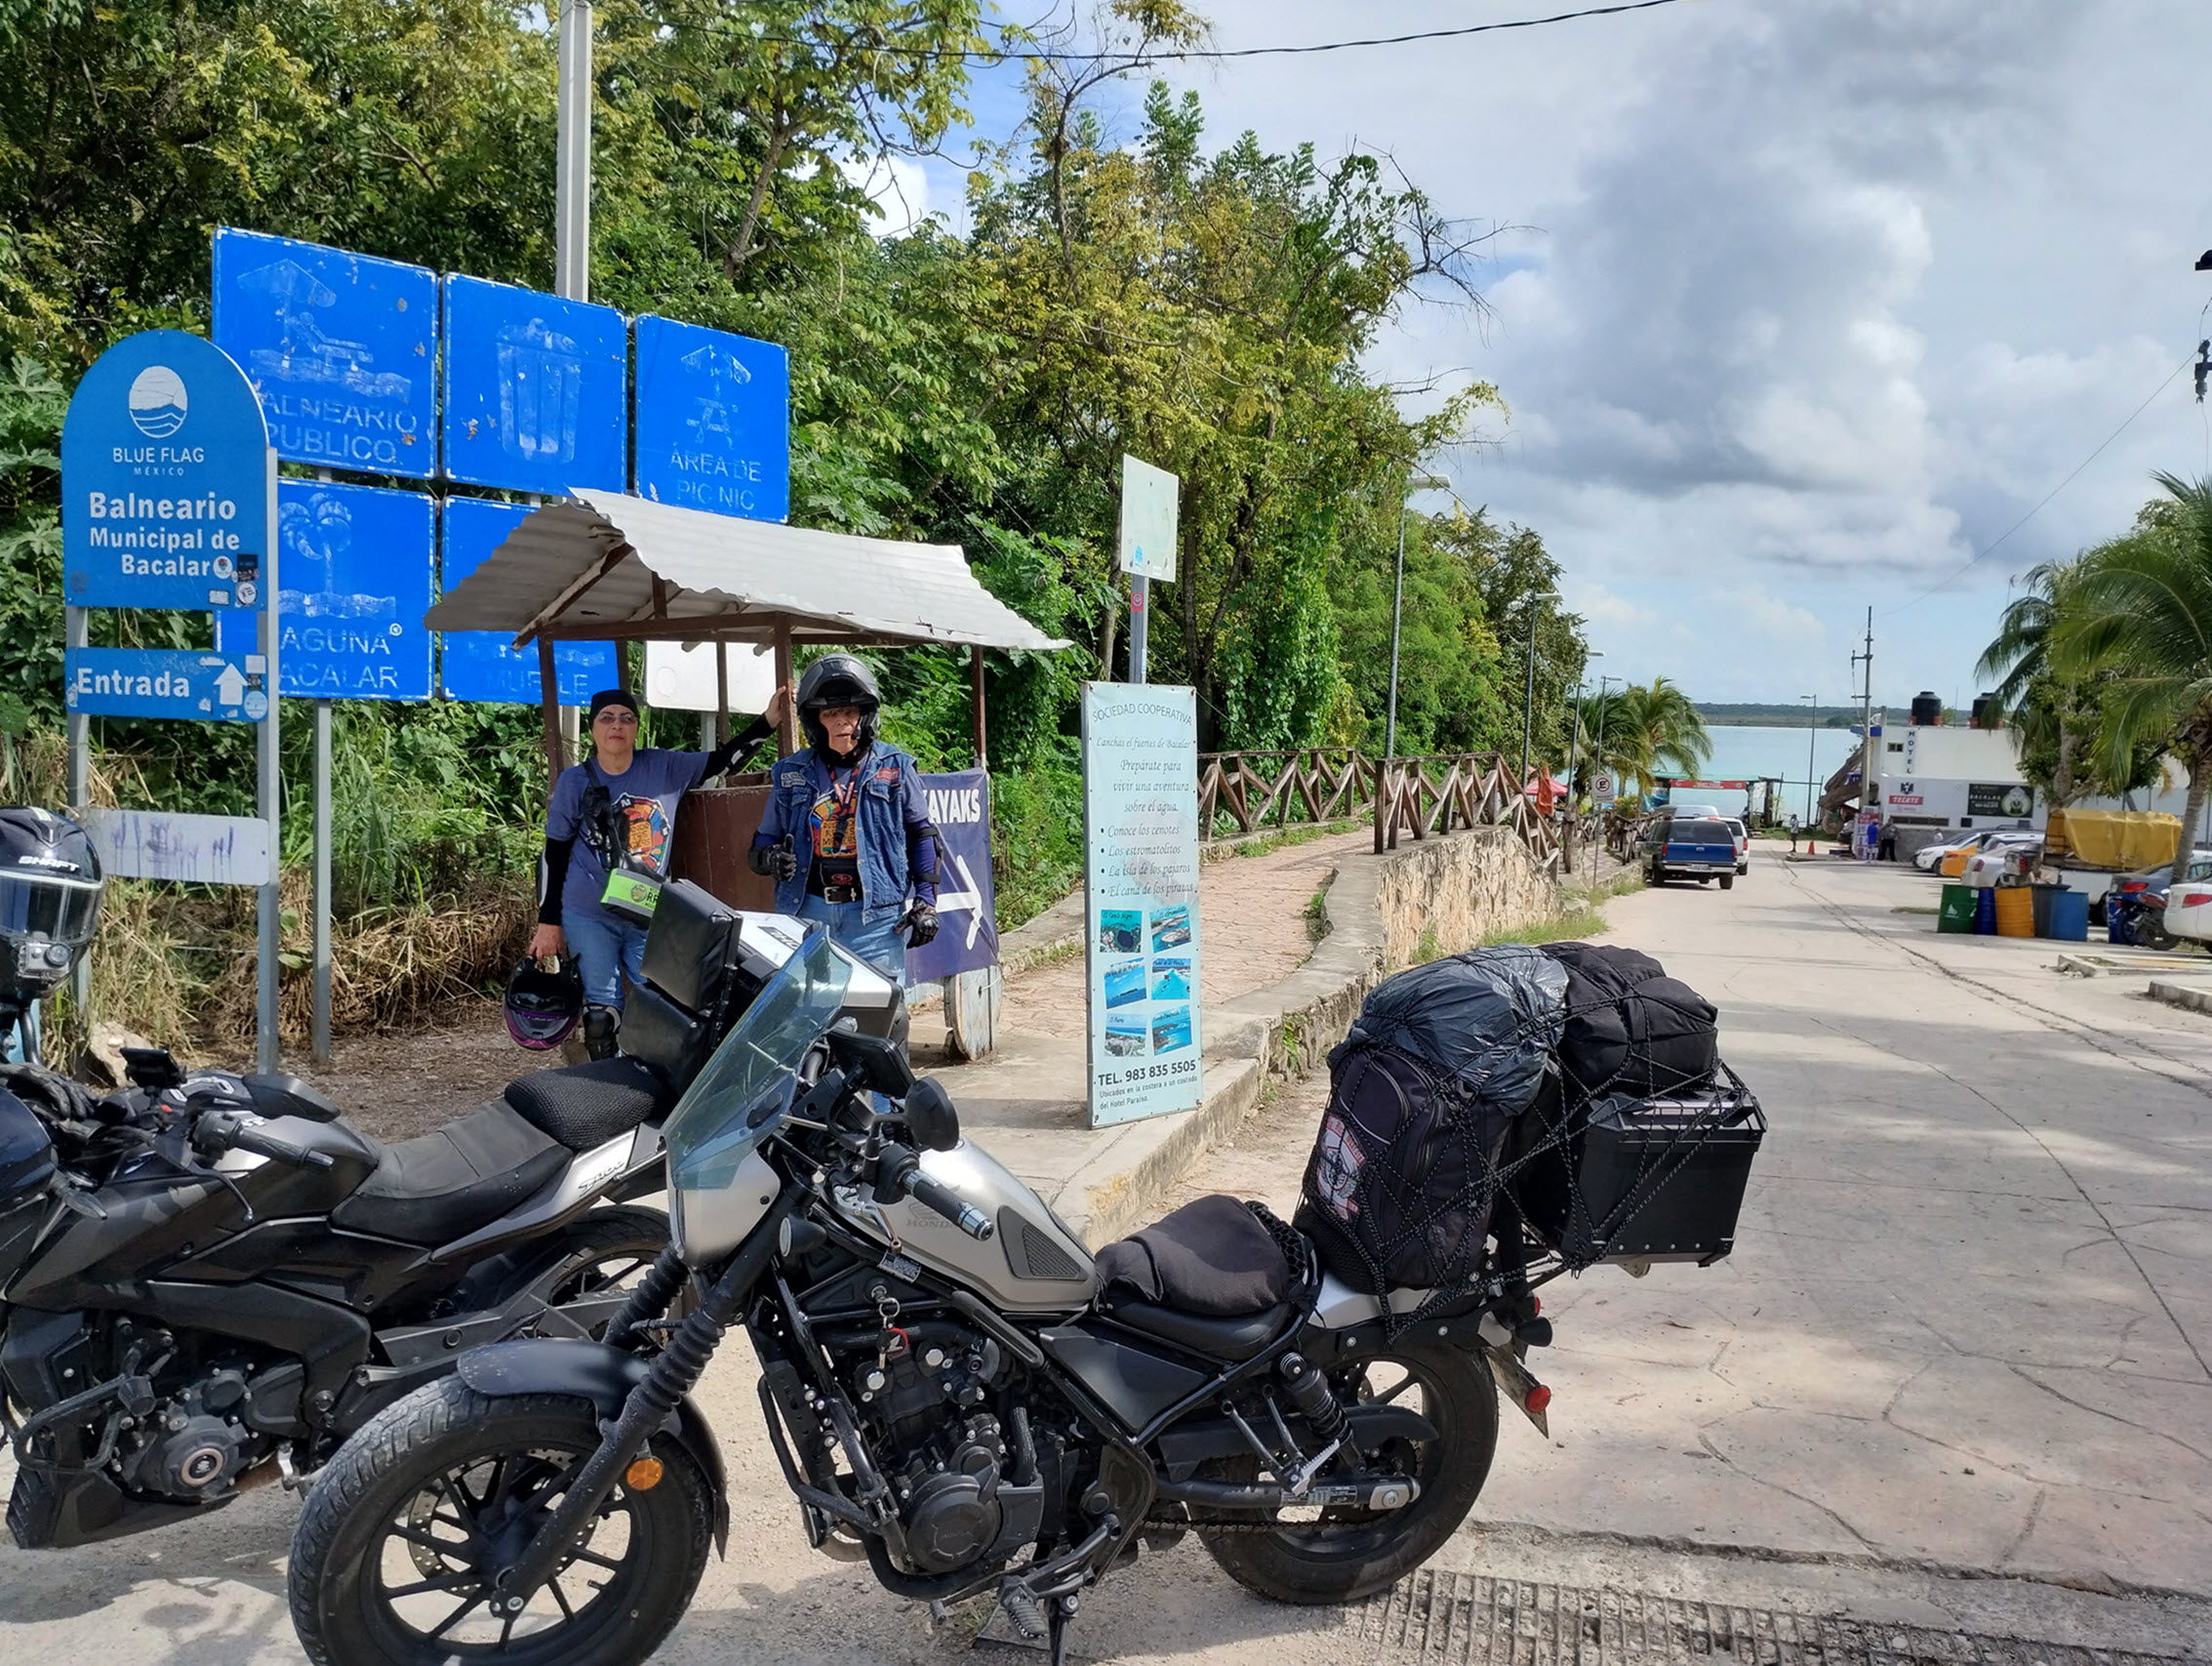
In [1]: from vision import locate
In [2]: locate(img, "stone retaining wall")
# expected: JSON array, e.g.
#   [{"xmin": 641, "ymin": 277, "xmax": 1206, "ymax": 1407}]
[{"xmin": 1373, "ymin": 825, "xmax": 1566, "ymax": 968}]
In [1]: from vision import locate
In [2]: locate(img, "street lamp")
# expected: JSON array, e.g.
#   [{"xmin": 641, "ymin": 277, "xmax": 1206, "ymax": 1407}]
[
  {"xmin": 1385, "ymin": 469, "xmax": 1452, "ymax": 759},
  {"xmin": 1590, "ymin": 672, "xmax": 1617, "ymax": 876},
  {"xmin": 1801, "ymin": 693, "xmax": 1818, "ymax": 827}
]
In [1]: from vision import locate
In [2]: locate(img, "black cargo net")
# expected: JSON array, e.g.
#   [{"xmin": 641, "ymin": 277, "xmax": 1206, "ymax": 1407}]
[{"xmin": 1294, "ymin": 943, "xmax": 1765, "ymax": 1334}]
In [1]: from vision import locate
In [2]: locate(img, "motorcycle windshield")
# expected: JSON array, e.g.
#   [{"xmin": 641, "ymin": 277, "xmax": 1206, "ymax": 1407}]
[{"xmin": 664, "ymin": 925, "xmax": 851, "ymax": 1195}]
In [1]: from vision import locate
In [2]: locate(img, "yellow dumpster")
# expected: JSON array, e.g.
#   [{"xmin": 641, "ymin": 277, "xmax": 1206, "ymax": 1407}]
[{"xmin": 2045, "ymin": 809, "xmax": 2180, "ymax": 872}]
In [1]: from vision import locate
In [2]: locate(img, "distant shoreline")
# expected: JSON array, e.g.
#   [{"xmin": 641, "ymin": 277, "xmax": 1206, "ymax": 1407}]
[{"xmin": 1695, "ymin": 704, "xmax": 1870, "ymax": 729}]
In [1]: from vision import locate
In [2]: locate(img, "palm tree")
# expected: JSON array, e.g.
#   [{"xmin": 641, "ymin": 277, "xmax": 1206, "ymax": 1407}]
[
  {"xmin": 1977, "ymin": 559, "xmax": 2087, "ymax": 805},
  {"xmin": 2050, "ymin": 472, "xmax": 2212, "ymax": 889},
  {"xmin": 1614, "ymin": 677, "xmax": 1712, "ymax": 801}
]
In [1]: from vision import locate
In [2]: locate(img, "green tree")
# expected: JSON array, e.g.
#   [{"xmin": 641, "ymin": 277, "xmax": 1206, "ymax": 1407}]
[
  {"xmin": 2051, "ymin": 474, "xmax": 2212, "ymax": 888},
  {"xmin": 1578, "ymin": 678, "xmax": 1709, "ymax": 802}
]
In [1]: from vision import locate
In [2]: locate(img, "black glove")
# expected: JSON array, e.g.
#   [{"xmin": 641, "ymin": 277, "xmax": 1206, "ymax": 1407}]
[
  {"xmin": 900, "ymin": 901, "xmax": 940, "ymax": 948},
  {"xmin": 749, "ymin": 836, "xmax": 799, "ymax": 883}
]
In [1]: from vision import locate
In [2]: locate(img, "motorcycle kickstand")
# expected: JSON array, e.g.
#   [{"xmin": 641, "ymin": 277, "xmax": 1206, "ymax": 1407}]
[{"xmin": 1048, "ymin": 1593, "xmax": 1078, "ymax": 1666}]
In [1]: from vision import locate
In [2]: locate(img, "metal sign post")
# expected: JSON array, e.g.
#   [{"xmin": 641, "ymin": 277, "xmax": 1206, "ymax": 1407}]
[
  {"xmin": 61, "ymin": 329, "xmax": 281, "ymax": 1068},
  {"xmin": 1117, "ymin": 454, "xmax": 1179, "ymax": 685}
]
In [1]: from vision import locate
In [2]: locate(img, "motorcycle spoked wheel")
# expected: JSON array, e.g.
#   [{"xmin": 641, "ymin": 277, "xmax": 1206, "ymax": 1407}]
[
  {"xmin": 539, "ymin": 1205, "xmax": 682, "ymax": 1339},
  {"xmin": 290, "ymin": 1377, "xmax": 712, "ymax": 1666},
  {"xmin": 1196, "ymin": 1340, "xmax": 1498, "ymax": 1605}
]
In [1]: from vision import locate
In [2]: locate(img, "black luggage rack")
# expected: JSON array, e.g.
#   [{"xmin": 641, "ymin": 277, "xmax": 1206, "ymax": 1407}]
[{"xmin": 1501, "ymin": 1060, "xmax": 1765, "ymax": 1282}]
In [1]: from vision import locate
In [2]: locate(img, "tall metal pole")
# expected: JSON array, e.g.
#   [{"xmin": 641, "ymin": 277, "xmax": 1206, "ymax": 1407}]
[
  {"xmin": 65, "ymin": 605, "xmax": 90, "ymax": 1016},
  {"xmin": 311, "ymin": 467, "xmax": 335, "ymax": 1065},
  {"xmin": 1385, "ymin": 496, "xmax": 1408, "ymax": 759},
  {"xmin": 1852, "ymin": 607, "xmax": 1874, "ymax": 853},
  {"xmin": 554, "ymin": 0, "xmax": 592, "ymax": 763},
  {"xmin": 256, "ymin": 448, "xmax": 281, "ymax": 1073},
  {"xmin": 1802, "ymin": 693, "xmax": 1817, "ymax": 827},
  {"xmin": 1591, "ymin": 672, "xmax": 1615, "ymax": 877},
  {"xmin": 1518, "ymin": 616, "xmax": 1538, "ymax": 787},
  {"xmin": 1128, "ymin": 575, "xmax": 1148, "ymax": 684}
]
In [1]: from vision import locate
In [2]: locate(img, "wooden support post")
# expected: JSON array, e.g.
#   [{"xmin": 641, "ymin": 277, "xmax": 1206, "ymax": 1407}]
[
  {"xmin": 773, "ymin": 619, "xmax": 797, "ymax": 756},
  {"xmin": 539, "ymin": 636, "xmax": 567, "ymax": 787},
  {"xmin": 715, "ymin": 640, "xmax": 730, "ymax": 736},
  {"xmin": 970, "ymin": 646, "xmax": 987, "ymax": 771}
]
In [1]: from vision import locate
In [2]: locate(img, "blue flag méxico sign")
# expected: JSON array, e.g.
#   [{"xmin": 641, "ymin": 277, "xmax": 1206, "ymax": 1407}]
[{"xmin": 61, "ymin": 331, "xmax": 276, "ymax": 612}]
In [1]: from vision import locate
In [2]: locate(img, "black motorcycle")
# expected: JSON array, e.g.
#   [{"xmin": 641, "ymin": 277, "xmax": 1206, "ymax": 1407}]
[
  {"xmin": 0, "ymin": 874, "xmax": 907, "ymax": 1554},
  {"xmin": 287, "ymin": 923, "xmax": 1511, "ymax": 1666}
]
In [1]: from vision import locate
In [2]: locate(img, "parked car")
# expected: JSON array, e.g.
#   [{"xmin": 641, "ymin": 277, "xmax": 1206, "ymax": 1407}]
[
  {"xmin": 1960, "ymin": 833, "xmax": 2045, "ymax": 888},
  {"xmin": 1640, "ymin": 815, "xmax": 1739, "ymax": 889},
  {"xmin": 2102, "ymin": 850, "xmax": 2212, "ymax": 947},
  {"xmin": 1913, "ymin": 830, "xmax": 1985, "ymax": 872},
  {"xmin": 1721, "ymin": 816, "xmax": 1750, "ymax": 874}
]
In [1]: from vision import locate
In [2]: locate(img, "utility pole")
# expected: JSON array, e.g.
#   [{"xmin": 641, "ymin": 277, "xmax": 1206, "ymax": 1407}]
[
  {"xmin": 1591, "ymin": 671, "xmax": 1616, "ymax": 877},
  {"xmin": 551, "ymin": 0, "xmax": 593, "ymax": 768},
  {"xmin": 1563, "ymin": 649, "xmax": 1600, "ymax": 865},
  {"xmin": 1851, "ymin": 608, "xmax": 1874, "ymax": 855},
  {"xmin": 1519, "ymin": 615, "xmax": 1539, "ymax": 789}
]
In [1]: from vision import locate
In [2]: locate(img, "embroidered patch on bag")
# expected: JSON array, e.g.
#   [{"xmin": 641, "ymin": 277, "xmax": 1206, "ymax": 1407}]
[{"xmin": 1311, "ymin": 1111, "xmax": 1365, "ymax": 1220}]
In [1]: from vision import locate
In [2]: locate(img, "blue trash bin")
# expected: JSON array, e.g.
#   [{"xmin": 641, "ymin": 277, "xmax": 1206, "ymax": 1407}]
[
  {"xmin": 1974, "ymin": 887, "xmax": 1996, "ymax": 935},
  {"xmin": 2050, "ymin": 889, "xmax": 2089, "ymax": 942}
]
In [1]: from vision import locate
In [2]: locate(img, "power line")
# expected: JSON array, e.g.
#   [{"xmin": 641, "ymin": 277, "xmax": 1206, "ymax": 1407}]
[
  {"xmin": 659, "ymin": 0, "xmax": 1689, "ymax": 65},
  {"xmin": 1886, "ymin": 354, "xmax": 2192, "ymax": 615}
]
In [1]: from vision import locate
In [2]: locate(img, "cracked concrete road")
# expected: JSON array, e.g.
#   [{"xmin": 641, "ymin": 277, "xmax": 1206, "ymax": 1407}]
[
  {"xmin": 1171, "ymin": 842, "xmax": 2212, "ymax": 1609},
  {"xmin": 6, "ymin": 842, "xmax": 2210, "ymax": 1665}
]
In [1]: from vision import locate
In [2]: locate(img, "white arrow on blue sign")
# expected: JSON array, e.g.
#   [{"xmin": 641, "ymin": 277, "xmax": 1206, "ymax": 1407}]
[{"xmin": 64, "ymin": 649, "xmax": 270, "ymax": 723}]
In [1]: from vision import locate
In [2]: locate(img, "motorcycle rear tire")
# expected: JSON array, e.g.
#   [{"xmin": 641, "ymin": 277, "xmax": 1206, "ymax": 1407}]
[
  {"xmin": 541, "ymin": 1205, "xmax": 675, "ymax": 1338},
  {"xmin": 1199, "ymin": 1341, "xmax": 1497, "ymax": 1606},
  {"xmin": 289, "ymin": 1377, "xmax": 711, "ymax": 1666}
]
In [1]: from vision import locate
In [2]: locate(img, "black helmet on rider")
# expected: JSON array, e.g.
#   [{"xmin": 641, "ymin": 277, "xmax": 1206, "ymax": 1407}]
[
  {"xmin": 796, "ymin": 653, "xmax": 882, "ymax": 756},
  {"xmin": 504, "ymin": 957, "xmax": 583, "ymax": 1050},
  {"xmin": 0, "ymin": 807, "xmax": 102, "ymax": 1004}
]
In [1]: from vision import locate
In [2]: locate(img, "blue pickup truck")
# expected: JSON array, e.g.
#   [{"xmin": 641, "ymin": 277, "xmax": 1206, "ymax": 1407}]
[{"xmin": 1639, "ymin": 815, "xmax": 1739, "ymax": 890}]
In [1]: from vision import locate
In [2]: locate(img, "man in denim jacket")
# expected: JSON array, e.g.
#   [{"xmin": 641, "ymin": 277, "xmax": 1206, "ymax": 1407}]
[{"xmin": 747, "ymin": 654, "xmax": 940, "ymax": 981}]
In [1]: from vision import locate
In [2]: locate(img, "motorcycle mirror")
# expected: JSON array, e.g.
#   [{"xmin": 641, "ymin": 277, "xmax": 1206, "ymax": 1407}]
[
  {"xmin": 902, "ymin": 1077, "xmax": 960, "ymax": 1152},
  {"xmin": 824, "ymin": 1027, "xmax": 914, "ymax": 1097}
]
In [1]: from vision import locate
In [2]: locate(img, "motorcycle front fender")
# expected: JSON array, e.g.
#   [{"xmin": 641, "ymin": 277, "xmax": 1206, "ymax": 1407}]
[{"xmin": 455, "ymin": 1338, "xmax": 728, "ymax": 1555}]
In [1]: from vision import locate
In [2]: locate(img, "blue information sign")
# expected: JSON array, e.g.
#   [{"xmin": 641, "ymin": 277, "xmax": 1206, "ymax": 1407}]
[
  {"xmin": 632, "ymin": 315, "xmax": 789, "ymax": 522},
  {"xmin": 442, "ymin": 275, "xmax": 626, "ymax": 496},
  {"xmin": 61, "ymin": 331, "xmax": 275, "ymax": 611},
  {"xmin": 905, "ymin": 770, "xmax": 998, "ymax": 983},
  {"xmin": 212, "ymin": 227, "xmax": 438, "ymax": 478},
  {"xmin": 64, "ymin": 649, "xmax": 270, "ymax": 723},
  {"xmin": 440, "ymin": 497, "xmax": 617, "ymax": 704},
  {"xmin": 216, "ymin": 479, "xmax": 432, "ymax": 701}
]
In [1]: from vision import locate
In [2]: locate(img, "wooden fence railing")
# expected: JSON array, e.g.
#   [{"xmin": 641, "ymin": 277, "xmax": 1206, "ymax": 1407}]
[
  {"xmin": 1196, "ymin": 750, "xmax": 1565, "ymax": 873},
  {"xmin": 1197, "ymin": 749, "xmax": 1376, "ymax": 835}
]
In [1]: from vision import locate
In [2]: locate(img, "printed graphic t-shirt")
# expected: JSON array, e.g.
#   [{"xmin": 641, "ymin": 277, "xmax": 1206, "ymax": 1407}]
[
  {"xmin": 546, "ymin": 749, "xmax": 713, "ymax": 926},
  {"xmin": 807, "ymin": 767, "xmax": 864, "ymax": 895}
]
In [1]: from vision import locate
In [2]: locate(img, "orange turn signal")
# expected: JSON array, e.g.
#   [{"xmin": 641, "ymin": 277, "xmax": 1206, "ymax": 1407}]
[{"xmin": 623, "ymin": 1456, "xmax": 664, "ymax": 1491}]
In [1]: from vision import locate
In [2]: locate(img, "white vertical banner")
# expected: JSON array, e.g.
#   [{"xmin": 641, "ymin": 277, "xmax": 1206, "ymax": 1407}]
[{"xmin": 1082, "ymin": 682, "xmax": 1202, "ymax": 1126}]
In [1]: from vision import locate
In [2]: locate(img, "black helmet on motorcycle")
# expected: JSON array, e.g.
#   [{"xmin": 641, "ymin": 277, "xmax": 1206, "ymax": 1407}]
[
  {"xmin": 796, "ymin": 653, "xmax": 882, "ymax": 756},
  {"xmin": 504, "ymin": 957, "xmax": 583, "ymax": 1050},
  {"xmin": 0, "ymin": 808, "xmax": 102, "ymax": 1002}
]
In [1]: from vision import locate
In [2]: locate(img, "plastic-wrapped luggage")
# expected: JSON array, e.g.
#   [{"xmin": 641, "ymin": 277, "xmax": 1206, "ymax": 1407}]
[{"xmin": 1295, "ymin": 941, "xmax": 1760, "ymax": 1319}]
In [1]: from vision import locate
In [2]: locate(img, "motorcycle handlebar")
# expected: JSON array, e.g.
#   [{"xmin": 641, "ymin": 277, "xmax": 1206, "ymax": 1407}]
[
  {"xmin": 901, "ymin": 1167, "xmax": 994, "ymax": 1241},
  {"xmin": 225, "ymin": 1121, "xmax": 336, "ymax": 1171}
]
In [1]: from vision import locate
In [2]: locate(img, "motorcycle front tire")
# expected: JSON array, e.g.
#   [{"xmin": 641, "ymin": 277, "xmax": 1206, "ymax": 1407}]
[{"xmin": 290, "ymin": 1376, "xmax": 712, "ymax": 1666}]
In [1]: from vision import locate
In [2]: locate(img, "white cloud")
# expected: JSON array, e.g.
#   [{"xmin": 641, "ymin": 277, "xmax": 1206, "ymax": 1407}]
[{"xmin": 839, "ymin": 154, "xmax": 933, "ymax": 237}]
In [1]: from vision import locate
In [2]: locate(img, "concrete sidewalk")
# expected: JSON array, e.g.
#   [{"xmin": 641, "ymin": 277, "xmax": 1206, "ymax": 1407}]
[{"xmin": 919, "ymin": 827, "xmax": 1386, "ymax": 1246}]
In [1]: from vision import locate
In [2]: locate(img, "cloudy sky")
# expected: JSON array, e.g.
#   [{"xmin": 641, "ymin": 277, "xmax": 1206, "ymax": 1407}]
[{"xmin": 894, "ymin": 0, "xmax": 2212, "ymax": 710}]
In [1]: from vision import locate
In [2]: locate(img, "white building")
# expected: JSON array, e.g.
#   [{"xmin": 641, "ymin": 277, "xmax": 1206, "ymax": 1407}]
[{"xmin": 1871, "ymin": 720, "xmax": 2210, "ymax": 845}]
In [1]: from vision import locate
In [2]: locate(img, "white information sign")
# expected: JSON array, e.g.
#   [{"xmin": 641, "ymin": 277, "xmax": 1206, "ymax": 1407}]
[
  {"xmin": 1117, "ymin": 454, "xmax": 1179, "ymax": 582},
  {"xmin": 84, "ymin": 808, "xmax": 272, "ymax": 886},
  {"xmin": 1082, "ymin": 682, "xmax": 1203, "ymax": 1125},
  {"xmin": 642, "ymin": 639, "xmax": 779, "ymax": 713}
]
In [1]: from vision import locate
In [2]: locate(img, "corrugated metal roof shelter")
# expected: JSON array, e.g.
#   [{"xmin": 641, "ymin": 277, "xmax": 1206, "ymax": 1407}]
[{"xmin": 422, "ymin": 489, "xmax": 1067, "ymax": 769}]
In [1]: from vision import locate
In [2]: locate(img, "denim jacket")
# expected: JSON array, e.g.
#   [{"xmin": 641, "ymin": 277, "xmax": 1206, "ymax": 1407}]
[{"xmin": 753, "ymin": 742, "xmax": 935, "ymax": 924}]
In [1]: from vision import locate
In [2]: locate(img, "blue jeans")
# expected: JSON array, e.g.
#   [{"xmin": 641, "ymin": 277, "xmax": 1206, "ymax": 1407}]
[
  {"xmin": 565, "ymin": 910, "xmax": 649, "ymax": 1008},
  {"xmin": 796, "ymin": 895, "xmax": 907, "ymax": 987}
]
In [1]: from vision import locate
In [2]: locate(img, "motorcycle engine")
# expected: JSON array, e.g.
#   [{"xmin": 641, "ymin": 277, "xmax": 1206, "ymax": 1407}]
[
  {"xmin": 116, "ymin": 1367, "xmax": 260, "ymax": 1500},
  {"xmin": 845, "ymin": 1323, "xmax": 1016, "ymax": 1575}
]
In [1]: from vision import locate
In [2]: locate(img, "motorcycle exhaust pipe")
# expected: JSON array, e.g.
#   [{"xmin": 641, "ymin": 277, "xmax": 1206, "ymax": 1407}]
[{"xmin": 1154, "ymin": 1475, "xmax": 1419, "ymax": 1511}]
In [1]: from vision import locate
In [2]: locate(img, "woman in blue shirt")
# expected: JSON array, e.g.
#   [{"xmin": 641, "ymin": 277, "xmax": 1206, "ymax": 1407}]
[
  {"xmin": 747, "ymin": 655, "xmax": 940, "ymax": 980},
  {"xmin": 531, "ymin": 684, "xmax": 788, "ymax": 1058}
]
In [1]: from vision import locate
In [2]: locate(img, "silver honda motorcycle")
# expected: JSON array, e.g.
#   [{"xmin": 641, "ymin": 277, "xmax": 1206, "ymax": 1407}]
[{"xmin": 288, "ymin": 923, "xmax": 1519, "ymax": 1666}]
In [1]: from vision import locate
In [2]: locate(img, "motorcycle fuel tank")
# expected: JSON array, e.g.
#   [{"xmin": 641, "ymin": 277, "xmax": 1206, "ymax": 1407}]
[
  {"xmin": 849, "ymin": 1140, "xmax": 1097, "ymax": 1314},
  {"xmin": 0, "ymin": 1086, "xmax": 56, "ymax": 1293}
]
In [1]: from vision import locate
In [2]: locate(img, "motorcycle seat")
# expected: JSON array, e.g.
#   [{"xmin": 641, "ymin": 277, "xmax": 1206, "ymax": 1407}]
[
  {"xmin": 503, "ymin": 1057, "xmax": 670, "ymax": 1152},
  {"xmin": 330, "ymin": 1101, "xmax": 570, "ymax": 1245},
  {"xmin": 1104, "ymin": 1300, "xmax": 1295, "ymax": 1362}
]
